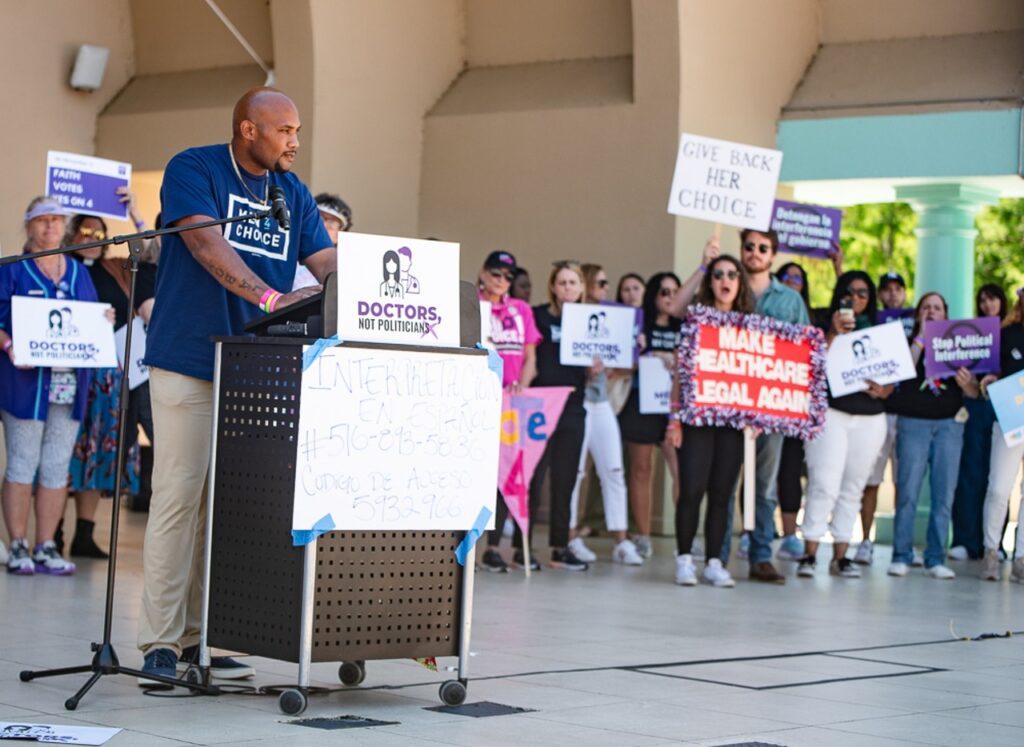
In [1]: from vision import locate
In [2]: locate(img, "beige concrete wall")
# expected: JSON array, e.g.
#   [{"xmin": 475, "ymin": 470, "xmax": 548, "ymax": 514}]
[
  {"xmin": 421, "ymin": 0, "xmax": 679, "ymax": 291},
  {"xmin": 306, "ymin": 0, "xmax": 464, "ymax": 237},
  {"xmin": 821, "ymin": 0, "xmax": 1024, "ymax": 43},
  {"xmin": 674, "ymin": 0, "xmax": 820, "ymax": 271},
  {"xmin": 130, "ymin": 0, "xmax": 273, "ymax": 75},
  {"xmin": 269, "ymin": 0, "xmax": 316, "ymax": 184},
  {"xmin": 0, "ymin": 0, "xmax": 134, "ymax": 256},
  {"xmin": 465, "ymin": 0, "xmax": 632, "ymax": 66}
]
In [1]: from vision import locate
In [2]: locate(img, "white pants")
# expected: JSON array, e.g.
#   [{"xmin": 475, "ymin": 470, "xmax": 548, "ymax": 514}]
[
  {"xmin": 803, "ymin": 408, "xmax": 887, "ymax": 543},
  {"xmin": 569, "ymin": 399, "xmax": 628, "ymax": 532},
  {"xmin": 982, "ymin": 422, "xmax": 1024, "ymax": 558},
  {"xmin": 867, "ymin": 413, "xmax": 898, "ymax": 487}
]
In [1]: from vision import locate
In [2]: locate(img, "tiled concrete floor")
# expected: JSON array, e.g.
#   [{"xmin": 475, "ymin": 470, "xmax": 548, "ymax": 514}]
[{"xmin": 2, "ymin": 505, "xmax": 1023, "ymax": 746}]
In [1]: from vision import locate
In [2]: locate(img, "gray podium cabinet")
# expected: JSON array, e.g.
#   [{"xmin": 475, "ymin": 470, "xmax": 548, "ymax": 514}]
[{"xmin": 199, "ymin": 337, "xmax": 479, "ymax": 715}]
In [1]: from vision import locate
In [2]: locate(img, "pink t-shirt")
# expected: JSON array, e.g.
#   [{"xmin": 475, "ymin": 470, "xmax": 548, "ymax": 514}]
[{"xmin": 485, "ymin": 295, "xmax": 541, "ymax": 387}]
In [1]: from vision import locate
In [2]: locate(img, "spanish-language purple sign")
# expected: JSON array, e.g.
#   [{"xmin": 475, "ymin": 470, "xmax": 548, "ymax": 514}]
[
  {"xmin": 879, "ymin": 307, "xmax": 915, "ymax": 336},
  {"xmin": 923, "ymin": 316, "xmax": 1001, "ymax": 379},
  {"xmin": 770, "ymin": 199, "xmax": 843, "ymax": 259},
  {"xmin": 46, "ymin": 151, "xmax": 131, "ymax": 221}
]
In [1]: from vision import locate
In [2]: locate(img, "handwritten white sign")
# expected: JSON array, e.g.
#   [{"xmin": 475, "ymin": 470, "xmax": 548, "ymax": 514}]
[
  {"xmin": 559, "ymin": 302, "xmax": 636, "ymax": 369},
  {"xmin": 826, "ymin": 322, "xmax": 916, "ymax": 397},
  {"xmin": 114, "ymin": 317, "xmax": 149, "ymax": 390},
  {"xmin": 667, "ymin": 133, "xmax": 783, "ymax": 231},
  {"xmin": 293, "ymin": 346, "xmax": 501, "ymax": 532},
  {"xmin": 335, "ymin": 232, "xmax": 461, "ymax": 347},
  {"xmin": 638, "ymin": 355, "xmax": 672, "ymax": 414},
  {"xmin": 11, "ymin": 296, "xmax": 116, "ymax": 368}
]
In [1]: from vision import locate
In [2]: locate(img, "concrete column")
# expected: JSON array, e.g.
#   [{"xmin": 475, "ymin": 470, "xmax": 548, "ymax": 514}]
[{"xmin": 895, "ymin": 184, "xmax": 1000, "ymax": 319}]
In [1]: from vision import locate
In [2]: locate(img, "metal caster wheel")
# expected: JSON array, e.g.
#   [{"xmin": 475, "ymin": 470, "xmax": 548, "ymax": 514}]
[
  {"xmin": 279, "ymin": 688, "xmax": 307, "ymax": 715},
  {"xmin": 338, "ymin": 660, "xmax": 366, "ymax": 686},
  {"xmin": 439, "ymin": 679, "xmax": 466, "ymax": 706}
]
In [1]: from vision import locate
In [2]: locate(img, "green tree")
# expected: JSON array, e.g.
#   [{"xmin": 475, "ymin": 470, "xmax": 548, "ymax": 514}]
[{"xmin": 975, "ymin": 198, "xmax": 1024, "ymax": 304}]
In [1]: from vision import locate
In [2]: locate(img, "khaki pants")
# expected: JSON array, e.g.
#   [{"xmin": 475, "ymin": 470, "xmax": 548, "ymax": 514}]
[{"xmin": 137, "ymin": 367, "xmax": 212, "ymax": 656}]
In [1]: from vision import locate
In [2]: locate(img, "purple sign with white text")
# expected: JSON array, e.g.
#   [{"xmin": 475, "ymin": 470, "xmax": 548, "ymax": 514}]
[
  {"xmin": 46, "ymin": 151, "xmax": 131, "ymax": 221},
  {"xmin": 770, "ymin": 199, "xmax": 843, "ymax": 259},
  {"xmin": 923, "ymin": 316, "xmax": 1001, "ymax": 379}
]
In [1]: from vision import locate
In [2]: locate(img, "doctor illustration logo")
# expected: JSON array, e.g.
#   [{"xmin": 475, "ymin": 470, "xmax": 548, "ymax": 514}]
[
  {"xmin": 46, "ymin": 307, "xmax": 79, "ymax": 339},
  {"xmin": 851, "ymin": 334, "xmax": 880, "ymax": 363},
  {"xmin": 397, "ymin": 246, "xmax": 420, "ymax": 294},
  {"xmin": 379, "ymin": 250, "xmax": 404, "ymax": 299},
  {"xmin": 585, "ymin": 311, "xmax": 610, "ymax": 339},
  {"xmin": 224, "ymin": 193, "xmax": 290, "ymax": 261}
]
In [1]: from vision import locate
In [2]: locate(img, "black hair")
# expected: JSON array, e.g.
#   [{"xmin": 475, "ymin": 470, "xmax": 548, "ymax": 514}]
[
  {"xmin": 315, "ymin": 192, "xmax": 353, "ymax": 230},
  {"xmin": 976, "ymin": 283, "xmax": 1008, "ymax": 320},
  {"xmin": 382, "ymin": 250, "xmax": 401, "ymax": 282},
  {"xmin": 65, "ymin": 214, "xmax": 108, "ymax": 246},
  {"xmin": 616, "ymin": 272, "xmax": 645, "ymax": 304},
  {"xmin": 48, "ymin": 309, "xmax": 62, "ymax": 330},
  {"xmin": 642, "ymin": 271, "xmax": 682, "ymax": 337},
  {"xmin": 828, "ymin": 271, "xmax": 877, "ymax": 326},
  {"xmin": 697, "ymin": 255, "xmax": 755, "ymax": 314},
  {"xmin": 775, "ymin": 261, "xmax": 810, "ymax": 309}
]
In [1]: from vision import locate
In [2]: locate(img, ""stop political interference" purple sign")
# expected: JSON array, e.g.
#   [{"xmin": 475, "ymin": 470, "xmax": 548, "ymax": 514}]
[{"xmin": 923, "ymin": 316, "xmax": 1001, "ymax": 379}]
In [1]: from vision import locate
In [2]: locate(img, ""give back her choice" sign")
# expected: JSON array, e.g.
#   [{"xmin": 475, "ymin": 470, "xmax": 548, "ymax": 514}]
[{"xmin": 667, "ymin": 133, "xmax": 783, "ymax": 231}]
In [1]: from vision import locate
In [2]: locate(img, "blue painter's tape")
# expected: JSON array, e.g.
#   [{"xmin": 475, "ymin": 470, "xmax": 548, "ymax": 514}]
[
  {"xmin": 454, "ymin": 505, "xmax": 493, "ymax": 566},
  {"xmin": 475, "ymin": 343, "xmax": 504, "ymax": 382},
  {"xmin": 302, "ymin": 336, "xmax": 341, "ymax": 371},
  {"xmin": 291, "ymin": 513, "xmax": 336, "ymax": 546}
]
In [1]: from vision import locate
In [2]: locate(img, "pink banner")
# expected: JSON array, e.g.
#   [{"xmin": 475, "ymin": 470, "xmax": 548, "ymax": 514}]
[{"xmin": 497, "ymin": 387, "xmax": 573, "ymax": 534}]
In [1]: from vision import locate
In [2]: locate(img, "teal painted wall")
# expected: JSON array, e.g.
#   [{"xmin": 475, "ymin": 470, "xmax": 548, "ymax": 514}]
[{"xmin": 778, "ymin": 108, "xmax": 1022, "ymax": 182}]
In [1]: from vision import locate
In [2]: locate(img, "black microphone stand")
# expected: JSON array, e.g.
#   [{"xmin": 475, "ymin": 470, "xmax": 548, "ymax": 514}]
[{"xmin": 3, "ymin": 209, "xmax": 274, "ymax": 709}]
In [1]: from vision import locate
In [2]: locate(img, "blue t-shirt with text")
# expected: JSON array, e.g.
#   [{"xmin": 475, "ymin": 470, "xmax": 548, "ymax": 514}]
[{"xmin": 145, "ymin": 144, "xmax": 332, "ymax": 380}]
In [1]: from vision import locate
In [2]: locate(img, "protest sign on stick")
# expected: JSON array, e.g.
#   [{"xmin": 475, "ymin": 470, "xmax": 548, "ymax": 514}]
[
  {"xmin": 923, "ymin": 316, "xmax": 1000, "ymax": 379},
  {"xmin": 667, "ymin": 134, "xmax": 783, "ymax": 231},
  {"xmin": 559, "ymin": 303, "xmax": 637, "ymax": 369}
]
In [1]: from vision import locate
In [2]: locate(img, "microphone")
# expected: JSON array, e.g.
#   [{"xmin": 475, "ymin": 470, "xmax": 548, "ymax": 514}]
[{"xmin": 269, "ymin": 185, "xmax": 291, "ymax": 230}]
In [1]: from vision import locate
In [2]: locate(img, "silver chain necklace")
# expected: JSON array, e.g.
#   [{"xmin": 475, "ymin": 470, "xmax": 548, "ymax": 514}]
[{"xmin": 227, "ymin": 144, "xmax": 269, "ymax": 206}]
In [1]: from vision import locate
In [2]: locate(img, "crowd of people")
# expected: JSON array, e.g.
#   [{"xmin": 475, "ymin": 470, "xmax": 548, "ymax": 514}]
[{"xmin": 477, "ymin": 229, "xmax": 1024, "ymax": 587}]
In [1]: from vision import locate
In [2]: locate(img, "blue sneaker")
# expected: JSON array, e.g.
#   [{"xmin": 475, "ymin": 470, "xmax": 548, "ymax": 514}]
[
  {"xmin": 736, "ymin": 533, "xmax": 750, "ymax": 561},
  {"xmin": 777, "ymin": 534, "xmax": 804, "ymax": 561},
  {"xmin": 137, "ymin": 648, "xmax": 178, "ymax": 688},
  {"xmin": 179, "ymin": 645, "xmax": 255, "ymax": 680}
]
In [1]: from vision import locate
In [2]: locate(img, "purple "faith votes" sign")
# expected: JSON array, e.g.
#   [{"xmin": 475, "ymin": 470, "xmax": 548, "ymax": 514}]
[
  {"xmin": 46, "ymin": 151, "xmax": 131, "ymax": 221},
  {"xmin": 770, "ymin": 199, "xmax": 843, "ymax": 259},
  {"xmin": 923, "ymin": 316, "xmax": 1001, "ymax": 379}
]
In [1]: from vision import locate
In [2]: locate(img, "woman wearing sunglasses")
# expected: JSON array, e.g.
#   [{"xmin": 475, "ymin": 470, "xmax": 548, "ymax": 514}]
[
  {"xmin": 62, "ymin": 200, "xmax": 156, "ymax": 559},
  {"xmin": 618, "ymin": 272, "xmax": 683, "ymax": 559},
  {"xmin": 477, "ymin": 251, "xmax": 539, "ymax": 572},
  {"xmin": 511, "ymin": 261, "xmax": 590, "ymax": 571},
  {"xmin": 565, "ymin": 264, "xmax": 643, "ymax": 566},
  {"xmin": 887, "ymin": 292, "xmax": 979, "ymax": 579},
  {"xmin": 669, "ymin": 256, "xmax": 754, "ymax": 587},
  {"xmin": 798, "ymin": 271, "xmax": 891, "ymax": 579}
]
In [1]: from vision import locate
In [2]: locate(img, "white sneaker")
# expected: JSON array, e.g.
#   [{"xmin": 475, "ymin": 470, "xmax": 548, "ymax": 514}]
[
  {"xmin": 911, "ymin": 549, "xmax": 924, "ymax": 567},
  {"xmin": 675, "ymin": 553, "xmax": 697, "ymax": 586},
  {"xmin": 0, "ymin": 540, "xmax": 7, "ymax": 565},
  {"xmin": 612, "ymin": 539, "xmax": 644, "ymax": 566},
  {"xmin": 633, "ymin": 535, "xmax": 653, "ymax": 559},
  {"xmin": 947, "ymin": 545, "xmax": 969, "ymax": 561},
  {"xmin": 927, "ymin": 564, "xmax": 956, "ymax": 580},
  {"xmin": 853, "ymin": 540, "xmax": 873, "ymax": 565},
  {"xmin": 567, "ymin": 537, "xmax": 597, "ymax": 563},
  {"xmin": 702, "ymin": 558, "xmax": 735, "ymax": 588},
  {"xmin": 887, "ymin": 562, "xmax": 909, "ymax": 577}
]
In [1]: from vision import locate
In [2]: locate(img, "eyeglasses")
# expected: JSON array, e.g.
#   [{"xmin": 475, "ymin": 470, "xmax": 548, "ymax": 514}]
[
  {"xmin": 844, "ymin": 288, "xmax": 870, "ymax": 299},
  {"xmin": 712, "ymin": 269, "xmax": 739, "ymax": 281},
  {"xmin": 488, "ymin": 269, "xmax": 514, "ymax": 282},
  {"xmin": 596, "ymin": 279, "xmax": 609, "ymax": 288},
  {"xmin": 743, "ymin": 241, "xmax": 772, "ymax": 255},
  {"xmin": 78, "ymin": 227, "xmax": 106, "ymax": 240},
  {"xmin": 659, "ymin": 287, "xmax": 677, "ymax": 297},
  {"xmin": 781, "ymin": 273, "xmax": 804, "ymax": 285}
]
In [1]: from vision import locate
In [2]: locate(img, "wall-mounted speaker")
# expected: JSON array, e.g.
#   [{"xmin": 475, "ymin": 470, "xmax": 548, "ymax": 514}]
[{"xmin": 69, "ymin": 44, "xmax": 109, "ymax": 92}]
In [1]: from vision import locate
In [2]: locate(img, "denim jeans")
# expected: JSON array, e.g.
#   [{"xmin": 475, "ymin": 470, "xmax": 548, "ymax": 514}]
[
  {"xmin": 892, "ymin": 416, "xmax": 965, "ymax": 568},
  {"xmin": 720, "ymin": 431, "xmax": 784, "ymax": 563},
  {"xmin": 950, "ymin": 397, "xmax": 996, "ymax": 557}
]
